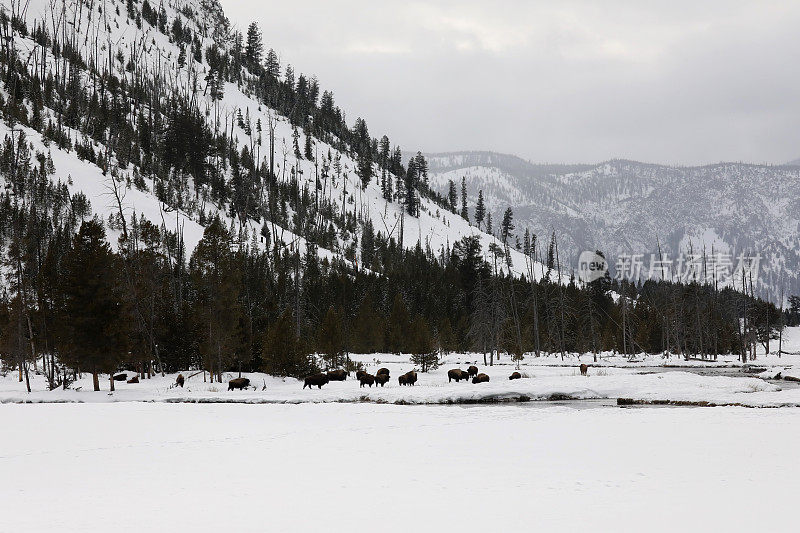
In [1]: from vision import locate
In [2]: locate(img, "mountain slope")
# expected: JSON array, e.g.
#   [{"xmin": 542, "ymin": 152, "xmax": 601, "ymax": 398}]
[
  {"xmin": 428, "ymin": 152, "xmax": 800, "ymax": 302},
  {"xmin": 3, "ymin": 0, "xmax": 543, "ymax": 278}
]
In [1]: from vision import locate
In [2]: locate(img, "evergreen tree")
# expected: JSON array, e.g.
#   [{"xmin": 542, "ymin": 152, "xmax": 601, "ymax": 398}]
[
  {"xmin": 245, "ymin": 22, "xmax": 263, "ymax": 65},
  {"xmin": 358, "ymin": 149, "xmax": 372, "ymax": 189},
  {"xmin": 448, "ymin": 180, "xmax": 457, "ymax": 213},
  {"xmin": 414, "ymin": 152, "xmax": 428, "ymax": 193},
  {"xmin": 285, "ymin": 65, "xmax": 295, "ymax": 90},
  {"xmin": 501, "ymin": 207, "xmax": 514, "ymax": 245},
  {"xmin": 263, "ymin": 308, "xmax": 314, "ymax": 377},
  {"xmin": 304, "ymin": 129, "xmax": 314, "ymax": 161},
  {"xmin": 787, "ymin": 295, "xmax": 800, "ymax": 326},
  {"xmin": 386, "ymin": 293, "xmax": 410, "ymax": 353},
  {"xmin": 378, "ymin": 136, "xmax": 391, "ymax": 169},
  {"xmin": 404, "ymin": 158, "xmax": 418, "ymax": 216},
  {"xmin": 265, "ymin": 48, "xmax": 281, "ymax": 78},
  {"xmin": 318, "ymin": 306, "xmax": 344, "ymax": 368},
  {"xmin": 437, "ymin": 317, "xmax": 457, "ymax": 353},
  {"xmin": 189, "ymin": 216, "xmax": 244, "ymax": 382},
  {"xmin": 351, "ymin": 295, "xmax": 383, "ymax": 353},
  {"xmin": 360, "ymin": 219, "xmax": 375, "ymax": 269},
  {"xmin": 546, "ymin": 231, "xmax": 556, "ymax": 279},
  {"xmin": 58, "ymin": 220, "xmax": 129, "ymax": 391},
  {"xmin": 409, "ymin": 315, "xmax": 437, "ymax": 372},
  {"xmin": 460, "ymin": 177, "xmax": 469, "ymax": 221},
  {"xmin": 292, "ymin": 127, "xmax": 302, "ymax": 160},
  {"xmin": 475, "ymin": 190, "xmax": 486, "ymax": 230}
]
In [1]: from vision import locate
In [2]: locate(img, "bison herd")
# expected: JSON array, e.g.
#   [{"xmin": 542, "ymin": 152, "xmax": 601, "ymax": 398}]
[
  {"xmin": 214, "ymin": 363, "xmax": 592, "ymax": 391},
  {"xmin": 447, "ymin": 367, "xmax": 490, "ymax": 384}
]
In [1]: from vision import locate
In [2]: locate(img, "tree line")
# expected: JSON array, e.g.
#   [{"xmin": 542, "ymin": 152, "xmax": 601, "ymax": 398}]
[{"xmin": 0, "ymin": 187, "xmax": 786, "ymax": 392}]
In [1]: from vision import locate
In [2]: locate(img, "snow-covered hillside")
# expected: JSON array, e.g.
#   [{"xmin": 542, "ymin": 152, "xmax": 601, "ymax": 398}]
[
  {"xmin": 5, "ymin": 0, "xmax": 545, "ymax": 278},
  {"xmin": 427, "ymin": 152, "xmax": 800, "ymax": 302}
]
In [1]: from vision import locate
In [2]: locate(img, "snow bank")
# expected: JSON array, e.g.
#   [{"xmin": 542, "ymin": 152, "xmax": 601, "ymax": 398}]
[{"xmin": 3, "ymin": 355, "xmax": 797, "ymax": 407}]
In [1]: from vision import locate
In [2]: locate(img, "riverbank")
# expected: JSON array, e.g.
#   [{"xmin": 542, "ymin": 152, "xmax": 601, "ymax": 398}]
[{"xmin": 3, "ymin": 356, "xmax": 800, "ymax": 407}]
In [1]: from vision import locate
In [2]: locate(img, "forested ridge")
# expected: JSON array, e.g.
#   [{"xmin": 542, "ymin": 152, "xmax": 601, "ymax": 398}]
[{"xmin": 0, "ymin": 0, "xmax": 792, "ymax": 391}]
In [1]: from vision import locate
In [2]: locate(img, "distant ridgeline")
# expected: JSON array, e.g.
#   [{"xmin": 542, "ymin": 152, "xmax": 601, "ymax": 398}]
[
  {"xmin": 0, "ymin": 1, "xmax": 791, "ymax": 391},
  {"xmin": 425, "ymin": 151, "xmax": 800, "ymax": 304}
]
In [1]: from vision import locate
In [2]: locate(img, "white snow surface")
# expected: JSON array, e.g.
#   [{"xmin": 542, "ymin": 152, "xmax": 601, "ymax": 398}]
[
  {"xmin": 5, "ymin": 339, "xmax": 800, "ymax": 407},
  {"xmin": 1, "ymin": 402, "xmax": 799, "ymax": 532}
]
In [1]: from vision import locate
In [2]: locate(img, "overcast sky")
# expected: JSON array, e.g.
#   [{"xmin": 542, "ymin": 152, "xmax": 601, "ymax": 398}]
[{"xmin": 219, "ymin": 1, "xmax": 800, "ymax": 165}]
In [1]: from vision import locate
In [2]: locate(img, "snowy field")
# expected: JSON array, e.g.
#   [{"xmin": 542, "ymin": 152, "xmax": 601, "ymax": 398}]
[
  {"xmin": 2, "ymin": 362, "xmax": 798, "ymax": 407},
  {"xmin": 1, "ymin": 402, "xmax": 799, "ymax": 532},
  {"xmin": 2, "ymin": 328, "xmax": 800, "ymax": 407},
  {"xmin": 3, "ymin": 352, "xmax": 800, "ymax": 408}
]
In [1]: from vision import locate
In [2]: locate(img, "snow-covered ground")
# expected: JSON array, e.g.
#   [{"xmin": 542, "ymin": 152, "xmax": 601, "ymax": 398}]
[
  {"xmin": 1, "ymin": 402, "xmax": 799, "ymax": 532},
  {"xmin": 4, "ymin": 340, "xmax": 800, "ymax": 407}
]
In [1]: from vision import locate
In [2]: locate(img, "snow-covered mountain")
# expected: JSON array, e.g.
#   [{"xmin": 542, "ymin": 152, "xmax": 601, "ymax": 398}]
[
  {"xmin": 428, "ymin": 152, "xmax": 800, "ymax": 302},
  {"xmin": 3, "ymin": 0, "xmax": 544, "ymax": 278}
]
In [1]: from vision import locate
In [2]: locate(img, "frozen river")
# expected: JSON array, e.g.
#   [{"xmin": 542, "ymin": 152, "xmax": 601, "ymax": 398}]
[{"xmin": 1, "ymin": 402, "xmax": 798, "ymax": 532}]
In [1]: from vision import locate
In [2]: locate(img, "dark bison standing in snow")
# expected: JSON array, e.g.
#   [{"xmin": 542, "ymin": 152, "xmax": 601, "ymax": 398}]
[
  {"xmin": 228, "ymin": 377, "xmax": 251, "ymax": 391},
  {"xmin": 327, "ymin": 369, "xmax": 347, "ymax": 381},
  {"xmin": 375, "ymin": 373, "xmax": 390, "ymax": 387},
  {"xmin": 472, "ymin": 373, "xmax": 490, "ymax": 384},
  {"xmin": 355, "ymin": 370, "xmax": 367, "ymax": 381},
  {"xmin": 448, "ymin": 369, "xmax": 468, "ymax": 382},
  {"xmin": 467, "ymin": 366, "xmax": 479, "ymax": 378},
  {"xmin": 359, "ymin": 373, "xmax": 376, "ymax": 388},
  {"xmin": 376, "ymin": 368, "xmax": 390, "ymax": 377},
  {"xmin": 303, "ymin": 373, "xmax": 330, "ymax": 389},
  {"xmin": 176, "ymin": 374, "xmax": 185, "ymax": 388},
  {"xmin": 398, "ymin": 371, "xmax": 418, "ymax": 386},
  {"xmin": 580, "ymin": 364, "xmax": 588, "ymax": 376},
  {"xmin": 509, "ymin": 372, "xmax": 521, "ymax": 380},
  {"xmin": 113, "ymin": 373, "xmax": 128, "ymax": 381}
]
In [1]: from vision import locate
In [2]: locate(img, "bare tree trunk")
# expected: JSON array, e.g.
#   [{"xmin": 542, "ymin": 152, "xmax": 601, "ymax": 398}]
[{"xmin": 779, "ymin": 285, "xmax": 784, "ymax": 358}]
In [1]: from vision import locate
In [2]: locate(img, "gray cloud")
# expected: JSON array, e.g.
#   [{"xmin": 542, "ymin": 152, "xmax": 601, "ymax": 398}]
[{"xmin": 219, "ymin": 0, "xmax": 800, "ymax": 165}]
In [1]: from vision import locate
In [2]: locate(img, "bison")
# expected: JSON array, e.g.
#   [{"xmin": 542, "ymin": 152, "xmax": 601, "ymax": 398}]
[
  {"xmin": 127, "ymin": 376, "xmax": 139, "ymax": 384},
  {"xmin": 579, "ymin": 364, "xmax": 588, "ymax": 376},
  {"xmin": 375, "ymin": 373, "xmax": 390, "ymax": 387},
  {"xmin": 355, "ymin": 370, "xmax": 367, "ymax": 381},
  {"xmin": 113, "ymin": 373, "xmax": 128, "ymax": 382},
  {"xmin": 472, "ymin": 373, "xmax": 490, "ymax": 384},
  {"xmin": 448, "ymin": 369, "xmax": 468, "ymax": 383},
  {"xmin": 327, "ymin": 369, "xmax": 347, "ymax": 381},
  {"xmin": 399, "ymin": 371, "xmax": 418, "ymax": 386},
  {"xmin": 228, "ymin": 377, "xmax": 251, "ymax": 391},
  {"xmin": 376, "ymin": 368, "xmax": 390, "ymax": 377},
  {"xmin": 359, "ymin": 373, "xmax": 376, "ymax": 388},
  {"xmin": 467, "ymin": 365, "xmax": 479, "ymax": 378},
  {"xmin": 509, "ymin": 372, "xmax": 521, "ymax": 380},
  {"xmin": 176, "ymin": 374, "xmax": 185, "ymax": 388},
  {"xmin": 303, "ymin": 373, "xmax": 330, "ymax": 389}
]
